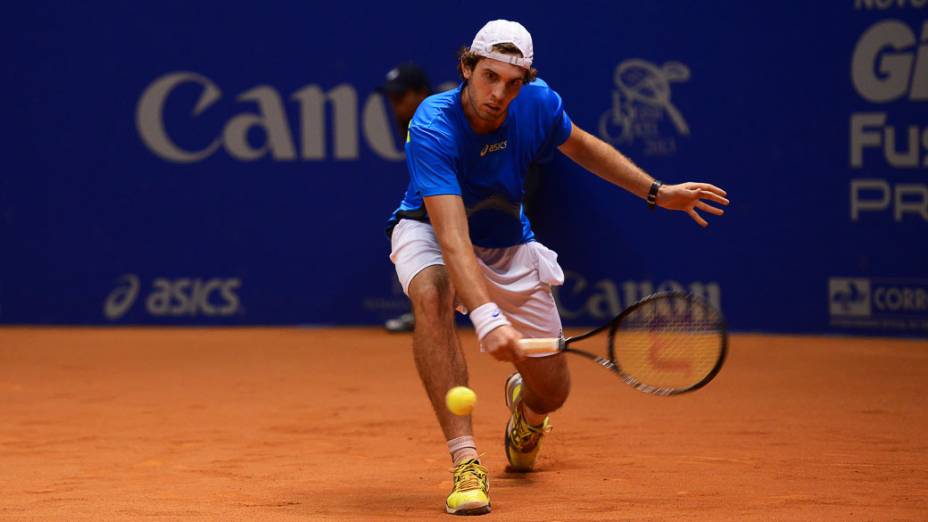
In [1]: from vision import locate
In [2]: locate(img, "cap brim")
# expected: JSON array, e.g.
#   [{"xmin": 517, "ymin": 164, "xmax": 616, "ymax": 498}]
[{"xmin": 378, "ymin": 82, "xmax": 409, "ymax": 95}]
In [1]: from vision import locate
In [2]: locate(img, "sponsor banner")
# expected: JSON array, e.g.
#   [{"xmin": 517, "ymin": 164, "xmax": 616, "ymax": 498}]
[
  {"xmin": 136, "ymin": 72, "xmax": 404, "ymax": 163},
  {"xmin": 554, "ymin": 272, "xmax": 720, "ymax": 322},
  {"xmin": 829, "ymin": 277, "xmax": 928, "ymax": 333},
  {"xmin": 2, "ymin": 3, "xmax": 926, "ymax": 335},
  {"xmin": 104, "ymin": 275, "xmax": 243, "ymax": 321},
  {"xmin": 849, "ymin": 16, "xmax": 928, "ymax": 224}
]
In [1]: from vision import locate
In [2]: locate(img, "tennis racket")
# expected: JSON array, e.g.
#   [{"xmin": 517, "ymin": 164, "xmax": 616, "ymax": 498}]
[{"xmin": 518, "ymin": 291, "xmax": 727, "ymax": 396}]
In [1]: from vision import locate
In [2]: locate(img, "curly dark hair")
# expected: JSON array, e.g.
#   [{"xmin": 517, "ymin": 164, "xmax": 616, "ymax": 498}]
[{"xmin": 457, "ymin": 42, "xmax": 538, "ymax": 84}]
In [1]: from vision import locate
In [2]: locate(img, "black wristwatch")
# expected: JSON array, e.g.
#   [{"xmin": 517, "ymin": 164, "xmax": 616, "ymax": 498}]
[{"xmin": 647, "ymin": 180, "xmax": 662, "ymax": 210}]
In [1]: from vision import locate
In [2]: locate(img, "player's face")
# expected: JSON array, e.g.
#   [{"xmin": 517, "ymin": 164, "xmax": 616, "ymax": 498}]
[{"xmin": 463, "ymin": 59, "xmax": 525, "ymax": 125}]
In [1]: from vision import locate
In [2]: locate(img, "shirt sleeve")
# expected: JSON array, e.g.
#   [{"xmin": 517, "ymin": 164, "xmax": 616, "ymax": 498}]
[
  {"xmin": 546, "ymin": 87, "xmax": 573, "ymax": 147},
  {"xmin": 405, "ymin": 124, "xmax": 461, "ymax": 197},
  {"xmin": 533, "ymin": 84, "xmax": 574, "ymax": 164}
]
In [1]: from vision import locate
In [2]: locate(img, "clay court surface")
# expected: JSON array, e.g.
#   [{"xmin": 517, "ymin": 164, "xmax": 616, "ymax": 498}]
[{"xmin": 1, "ymin": 328, "xmax": 926, "ymax": 521}]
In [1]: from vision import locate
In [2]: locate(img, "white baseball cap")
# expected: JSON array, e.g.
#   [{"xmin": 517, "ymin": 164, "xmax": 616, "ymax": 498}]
[{"xmin": 470, "ymin": 20, "xmax": 534, "ymax": 69}]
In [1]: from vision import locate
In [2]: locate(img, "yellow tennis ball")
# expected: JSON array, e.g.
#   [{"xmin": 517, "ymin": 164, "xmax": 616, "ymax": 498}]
[{"xmin": 445, "ymin": 386, "xmax": 477, "ymax": 416}]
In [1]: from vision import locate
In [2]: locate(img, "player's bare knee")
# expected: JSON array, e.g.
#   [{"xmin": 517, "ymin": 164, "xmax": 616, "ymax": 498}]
[
  {"xmin": 525, "ymin": 389, "xmax": 568, "ymax": 415},
  {"xmin": 408, "ymin": 268, "xmax": 454, "ymax": 320},
  {"xmin": 532, "ymin": 395, "xmax": 568, "ymax": 415},
  {"xmin": 522, "ymin": 371, "xmax": 570, "ymax": 414},
  {"xmin": 537, "ymin": 378, "xmax": 570, "ymax": 413}
]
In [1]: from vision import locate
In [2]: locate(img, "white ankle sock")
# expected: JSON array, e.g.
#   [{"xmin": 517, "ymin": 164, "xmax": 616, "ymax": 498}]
[{"xmin": 447, "ymin": 435, "xmax": 478, "ymax": 464}]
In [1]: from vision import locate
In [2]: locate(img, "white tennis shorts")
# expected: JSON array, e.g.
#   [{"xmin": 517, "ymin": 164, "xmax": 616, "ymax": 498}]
[{"xmin": 389, "ymin": 219, "xmax": 565, "ymax": 345}]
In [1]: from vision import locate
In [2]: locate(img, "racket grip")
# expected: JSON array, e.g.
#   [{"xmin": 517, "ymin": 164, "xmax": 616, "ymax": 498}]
[{"xmin": 517, "ymin": 338, "xmax": 562, "ymax": 355}]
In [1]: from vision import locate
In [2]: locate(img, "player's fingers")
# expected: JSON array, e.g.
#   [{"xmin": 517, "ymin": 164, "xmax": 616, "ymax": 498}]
[
  {"xmin": 688, "ymin": 208, "xmax": 708, "ymax": 227},
  {"xmin": 698, "ymin": 189, "xmax": 729, "ymax": 206},
  {"xmin": 694, "ymin": 183, "xmax": 727, "ymax": 197},
  {"xmin": 696, "ymin": 201, "xmax": 725, "ymax": 216},
  {"xmin": 490, "ymin": 349, "xmax": 512, "ymax": 362}
]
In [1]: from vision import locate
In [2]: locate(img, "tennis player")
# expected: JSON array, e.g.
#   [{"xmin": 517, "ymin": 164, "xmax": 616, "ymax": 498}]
[{"xmin": 387, "ymin": 20, "xmax": 728, "ymax": 515}]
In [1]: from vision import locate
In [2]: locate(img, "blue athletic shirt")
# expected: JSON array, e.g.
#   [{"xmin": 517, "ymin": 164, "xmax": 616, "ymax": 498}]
[{"xmin": 386, "ymin": 78, "xmax": 573, "ymax": 248}]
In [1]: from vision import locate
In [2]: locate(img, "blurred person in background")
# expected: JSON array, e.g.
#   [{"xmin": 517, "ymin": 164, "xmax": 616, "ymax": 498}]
[{"xmin": 380, "ymin": 63, "xmax": 433, "ymax": 333}]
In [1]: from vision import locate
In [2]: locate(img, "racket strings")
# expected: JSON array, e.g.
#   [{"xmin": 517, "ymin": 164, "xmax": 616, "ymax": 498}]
[{"xmin": 613, "ymin": 297, "xmax": 724, "ymax": 390}]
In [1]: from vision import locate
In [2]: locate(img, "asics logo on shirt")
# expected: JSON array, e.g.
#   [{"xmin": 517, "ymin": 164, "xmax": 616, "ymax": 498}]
[{"xmin": 480, "ymin": 140, "xmax": 507, "ymax": 157}]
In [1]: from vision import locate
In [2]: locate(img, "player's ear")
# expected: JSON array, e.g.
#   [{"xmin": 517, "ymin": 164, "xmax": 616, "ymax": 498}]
[{"xmin": 460, "ymin": 60, "xmax": 472, "ymax": 81}]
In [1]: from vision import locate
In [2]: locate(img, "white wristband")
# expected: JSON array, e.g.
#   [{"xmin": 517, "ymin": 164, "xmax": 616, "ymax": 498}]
[{"xmin": 469, "ymin": 302, "xmax": 511, "ymax": 341}]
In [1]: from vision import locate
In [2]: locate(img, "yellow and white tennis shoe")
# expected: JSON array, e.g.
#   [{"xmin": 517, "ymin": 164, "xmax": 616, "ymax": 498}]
[
  {"xmin": 445, "ymin": 458, "xmax": 490, "ymax": 516},
  {"xmin": 504, "ymin": 372, "xmax": 551, "ymax": 472}
]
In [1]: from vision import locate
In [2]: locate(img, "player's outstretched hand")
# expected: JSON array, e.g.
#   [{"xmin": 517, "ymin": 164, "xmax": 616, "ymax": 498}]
[
  {"xmin": 657, "ymin": 182, "xmax": 729, "ymax": 227},
  {"xmin": 483, "ymin": 325, "xmax": 526, "ymax": 362}
]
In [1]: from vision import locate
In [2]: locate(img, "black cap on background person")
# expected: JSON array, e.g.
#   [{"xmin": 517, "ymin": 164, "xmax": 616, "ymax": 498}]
[
  {"xmin": 379, "ymin": 63, "xmax": 432, "ymax": 96},
  {"xmin": 379, "ymin": 62, "xmax": 433, "ymax": 135}
]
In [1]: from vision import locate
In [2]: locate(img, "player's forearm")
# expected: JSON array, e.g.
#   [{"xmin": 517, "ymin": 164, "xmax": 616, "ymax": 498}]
[
  {"xmin": 422, "ymin": 195, "xmax": 493, "ymax": 312},
  {"xmin": 435, "ymin": 232, "xmax": 492, "ymax": 312},
  {"xmin": 560, "ymin": 126, "xmax": 655, "ymax": 200}
]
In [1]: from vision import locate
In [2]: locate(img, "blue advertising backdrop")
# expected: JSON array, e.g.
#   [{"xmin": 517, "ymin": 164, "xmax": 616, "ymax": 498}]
[{"xmin": 2, "ymin": 2, "xmax": 926, "ymax": 336}]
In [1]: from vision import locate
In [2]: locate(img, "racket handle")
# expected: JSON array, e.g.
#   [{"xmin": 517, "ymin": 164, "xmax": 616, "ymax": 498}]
[{"xmin": 517, "ymin": 338, "xmax": 562, "ymax": 355}]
